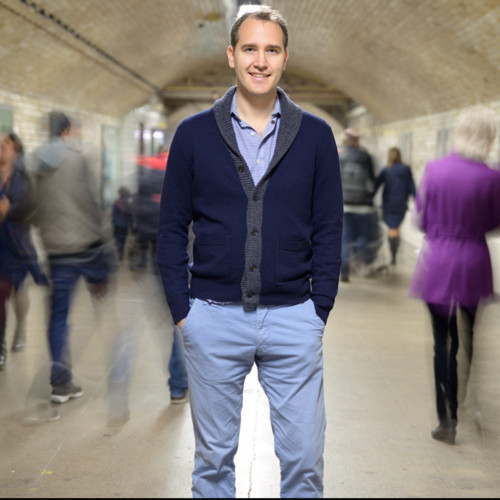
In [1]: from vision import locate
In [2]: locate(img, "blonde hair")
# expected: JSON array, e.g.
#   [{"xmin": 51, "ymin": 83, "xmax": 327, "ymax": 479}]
[{"xmin": 451, "ymin": 105, "xmax": 497, "ymax": 162}]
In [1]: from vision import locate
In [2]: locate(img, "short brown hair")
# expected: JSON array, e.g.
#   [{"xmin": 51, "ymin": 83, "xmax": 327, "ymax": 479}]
[{"xmin": 230, "ymin": 4, "xmax": 288, "ymax": 50}]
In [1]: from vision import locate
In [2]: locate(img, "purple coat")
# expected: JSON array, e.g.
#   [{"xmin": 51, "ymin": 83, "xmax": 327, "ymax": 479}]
[{"xmin": 409, "ymin": 152, "xmax": 500, "ymax": 310}]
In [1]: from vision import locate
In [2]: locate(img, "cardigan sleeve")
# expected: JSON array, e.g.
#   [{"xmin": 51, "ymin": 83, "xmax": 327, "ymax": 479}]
[
  {"xmin": 310, "ymin": 123, "xmax": 343, "ymax": 323},
  {"xmin": 157, "ymin": 121, "xmax": 193, "ymax": 324}
]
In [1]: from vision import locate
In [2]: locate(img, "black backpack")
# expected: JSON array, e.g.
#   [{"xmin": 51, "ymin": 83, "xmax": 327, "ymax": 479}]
[{"xmin": 340, "ymin": 161, "xmax": 371, "ymax": 204}]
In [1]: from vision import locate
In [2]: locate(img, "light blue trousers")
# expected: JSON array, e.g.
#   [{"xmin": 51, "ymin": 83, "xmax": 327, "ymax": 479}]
[{"xmin": 181, "ymin": 298, "xmax": 326, "ymax": 498}]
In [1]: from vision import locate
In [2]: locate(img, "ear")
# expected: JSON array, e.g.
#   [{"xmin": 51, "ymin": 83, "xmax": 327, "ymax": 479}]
[
  {"xmin": 227, "ymin": 45, "xmax": 235, "ymax": 69},
  {"xmin": 283, "ymin": 50, "xmax": 289, "ymax": 70}
]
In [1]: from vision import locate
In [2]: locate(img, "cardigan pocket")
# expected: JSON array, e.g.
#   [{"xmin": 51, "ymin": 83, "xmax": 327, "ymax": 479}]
[
  {"xmin": 275, "ymin": 238, "xmax": 312, "ymax": 286},
  {"xmin": 192, "ymin": 236, "xmax": 232, "ymax": 283}
]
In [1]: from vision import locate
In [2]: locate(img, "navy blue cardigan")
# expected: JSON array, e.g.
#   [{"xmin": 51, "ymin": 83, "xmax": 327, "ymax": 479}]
[{"xmin": 158, "ymin": 86, "xmax": 343, "ymax": 324}]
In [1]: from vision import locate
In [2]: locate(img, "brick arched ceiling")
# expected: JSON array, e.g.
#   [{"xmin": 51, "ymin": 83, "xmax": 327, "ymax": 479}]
[{"xmin": 0, "ymin": 0, "xmax": 498, "ymax": 123}]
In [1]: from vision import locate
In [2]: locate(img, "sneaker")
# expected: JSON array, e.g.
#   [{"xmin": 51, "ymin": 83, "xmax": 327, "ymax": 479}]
[
  {"xmin": 170, "ymin": 389, "xmax": 189, "ymax": 404},
  {"xmin": 50, "ymin": 382, "xmax": 84, "ymax": 404}
]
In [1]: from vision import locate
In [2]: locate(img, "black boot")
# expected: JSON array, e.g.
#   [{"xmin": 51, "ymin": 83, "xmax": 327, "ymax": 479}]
[
  {"xmin": 388, "ymin": 236, "xmax": 400, "ymax": 265},
  {"xmin": 431, "ymin": 417, "xmax": 457, "ymax": 445},
  {"xmin": 388, "ymin": 237, "xmax": 397, "ymax": 265}
]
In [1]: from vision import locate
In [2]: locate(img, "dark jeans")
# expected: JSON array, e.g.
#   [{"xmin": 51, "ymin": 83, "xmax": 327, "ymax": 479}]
[
  {"xmin": 168, "ymin": 324, "xmax": 188, "ymax": 397},
  {"xmin": 341, "ymin": 211, "xmax": 375, "ymax": 278},
  {"xmin": 427, "ymin": 303, "xmax": 476, "ymax": 421},
  {"xmin": 113, "ymin": 226, "xmax": 128, "ymax": 260},
  {"xmin": 48, "ymin": 245, "xmax": 115, "ymax": 387},
  {"xmin": 130, "ymin": 234, "xmax": 158, "ymax": 273}
]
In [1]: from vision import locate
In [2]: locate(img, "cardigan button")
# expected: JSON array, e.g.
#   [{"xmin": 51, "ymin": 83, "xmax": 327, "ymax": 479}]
[
  {"xmin": 246, "ymin": 291, "xmax": 255, "ymax": 298},
  {"xmin": 238, "ymin": 166, "xmax": 244, "ymax": 172}
]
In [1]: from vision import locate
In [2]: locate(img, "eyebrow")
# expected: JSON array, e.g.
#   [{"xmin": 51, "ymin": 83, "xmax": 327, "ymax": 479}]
[{"xmin": 240, "ymin": 43, "xmax": 283, "ymax": 51}]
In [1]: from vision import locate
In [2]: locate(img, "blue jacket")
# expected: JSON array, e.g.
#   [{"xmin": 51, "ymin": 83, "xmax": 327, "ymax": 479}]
[
  {"xmin": 374, "ymin": 162, "xmax": 416, "ymax": 215},
  {"xmin": 0, "ymin": 166, "xmax": 48, "ymax": 287},
  {"xmin": 158, "ymin": 86, "xmax": 343, "ymax": 324}
]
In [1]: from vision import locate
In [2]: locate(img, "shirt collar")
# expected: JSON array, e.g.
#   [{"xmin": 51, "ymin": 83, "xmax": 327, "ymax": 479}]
[{"xmin": 230, "ymin": 91, "xmax": 281, "ymax": 122}]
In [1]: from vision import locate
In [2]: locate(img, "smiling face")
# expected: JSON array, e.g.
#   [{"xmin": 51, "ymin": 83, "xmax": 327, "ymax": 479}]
[{"xmin": 227, "ymin": 16, "xmax": 288, "ymax": 103}]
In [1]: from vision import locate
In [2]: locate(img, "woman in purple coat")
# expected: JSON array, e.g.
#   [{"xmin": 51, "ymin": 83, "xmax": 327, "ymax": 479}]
[{"xmin": 409, "ymin": 105, "xmax": 500, "ymax": 445}]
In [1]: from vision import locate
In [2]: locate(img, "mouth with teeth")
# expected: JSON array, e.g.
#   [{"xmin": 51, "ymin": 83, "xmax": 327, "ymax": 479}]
[{"xmin": 250, "ymin": 73, "xmax": 269, "ymax": 79}]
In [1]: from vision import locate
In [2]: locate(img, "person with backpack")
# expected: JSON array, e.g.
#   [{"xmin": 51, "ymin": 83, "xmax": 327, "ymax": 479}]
[{"xmin": 338, "ymin": 128, "xmax": 377, "ymax": 282}]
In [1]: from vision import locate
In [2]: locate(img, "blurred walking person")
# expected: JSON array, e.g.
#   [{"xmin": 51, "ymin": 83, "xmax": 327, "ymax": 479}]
[
  {"xmin": 131, "ymin": 144, "xmax": 188, "ymax": 403},
  {"xmin": 409, "ymin": 105, "xmax": 500, "ymax": 445},
  {"xmin": 373, "ymin": 147, "xmax": 416, "ymax": 265},
  {"xmin": 111, "ymin": 186, "xmax": 133, "ymax": 261},
  {"xmin": 107, "ymin": 144, "xmax": 188, "ymax": 424},
  {"xmin": 0, "ymin": 132, "xmax": 47, "ymax": 369},
  {"xmin": 28, "ymin": 111, "xmax": 117, "ymax": 403},
  {"xmin": 339, "ymin": 128, "xmax": 377, "ymax": 281}
]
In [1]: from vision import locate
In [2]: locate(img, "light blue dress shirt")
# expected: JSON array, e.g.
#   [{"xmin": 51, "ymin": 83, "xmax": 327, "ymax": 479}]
[{"xmin": 230, "ymin": 91, "xmax": 281, "ymax": 186}]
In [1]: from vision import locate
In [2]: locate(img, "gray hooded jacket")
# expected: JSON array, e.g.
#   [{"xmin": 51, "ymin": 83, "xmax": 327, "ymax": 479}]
[{"xmin": 28, "ymin": 138, "xmax": 107, "ymax": 256}]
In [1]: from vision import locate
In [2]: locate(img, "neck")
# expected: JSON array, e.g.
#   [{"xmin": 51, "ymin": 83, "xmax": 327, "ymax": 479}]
[{"xmin": 236, "ymin": 88, "xmax": 277, "ymax": 123}]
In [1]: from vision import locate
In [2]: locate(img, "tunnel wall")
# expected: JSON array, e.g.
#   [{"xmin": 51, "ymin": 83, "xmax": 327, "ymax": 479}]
[{"xmin": 348, "ymin": 100, "xmax": 500, "ymax": 291}]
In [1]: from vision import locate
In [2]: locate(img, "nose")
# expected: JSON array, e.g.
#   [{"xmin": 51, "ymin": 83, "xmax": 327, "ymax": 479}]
[{"xmin": 253, "ymin": 50, "xmax": 268, "ymax": 69}]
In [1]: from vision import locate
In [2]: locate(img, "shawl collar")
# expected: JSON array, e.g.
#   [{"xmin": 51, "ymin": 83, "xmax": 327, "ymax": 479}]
[{"xmin": 213, "ymin": 86, "xmax": 303, "ymax": 185}]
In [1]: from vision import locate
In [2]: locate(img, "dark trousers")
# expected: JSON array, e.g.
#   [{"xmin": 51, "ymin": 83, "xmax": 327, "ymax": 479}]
[
  {"xmin": 341, "ymin": 212, "xmax": 374, "ymax": 278},
  {"xmin": 48, "ymin": 246, "xmax": 114, "ymax": 386},
  {"xmin": 113, "ymin": 226, "xmax": 128, "ymax": 260},
  {"xmin": 0, "ymin": 280, "xmax": 13, "ymax": 354},
  {"xmin": 427, "ymin": 303, "xmax": 476, "ymax": 421}
]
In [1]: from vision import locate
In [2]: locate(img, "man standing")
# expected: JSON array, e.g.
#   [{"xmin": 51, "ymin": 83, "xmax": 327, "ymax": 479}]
[
  {"xmin": 338, "ymin": 128, "xmax": 377, "ymax": 282},
  {"xmin": 158, "ymin": 5, "xmax": 342, "ymax": 498}
]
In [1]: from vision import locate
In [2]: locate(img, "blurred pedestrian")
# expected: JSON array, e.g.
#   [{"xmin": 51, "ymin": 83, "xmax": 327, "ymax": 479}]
[
  {"xmin": 107, "ymin": 143, "xmax": 187, "ymax": 425},
  {"xmin": 133, "ymin": 144, "xmax": 188, "ymax": 402},
  {"xmin": 130, "ymin": 148, "xmax": 166, "ymax": 271},
  {"xmin": 373, "ymin": 147, "xmax": 416, "ymax": 265},
  {"xmin": 409, "ymin": 105, "xmax": 500, "ymax": 445},
  {"xmin": 0, "ymin": 132, "xmax": 48, "ymax": 369},
  {"xmin": 28, "ymin": 111, "xmax": 117, "ymax": 403},
  {"xmin": 158, "ymin": 4, "xmax": 342, "ymax": 497},
  {"xmin": 111, "ymin": 186, "xmax": 133, "ymax": 261},
  {"xmin": 339, "ymin": 128, "xmax": 377, "ymax": 281}
]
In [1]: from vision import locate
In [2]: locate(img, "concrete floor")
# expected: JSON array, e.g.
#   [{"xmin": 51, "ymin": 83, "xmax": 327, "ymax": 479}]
[{"xmin": 1, "ymin": 241, "xmax": 500, "ymax": 498}]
